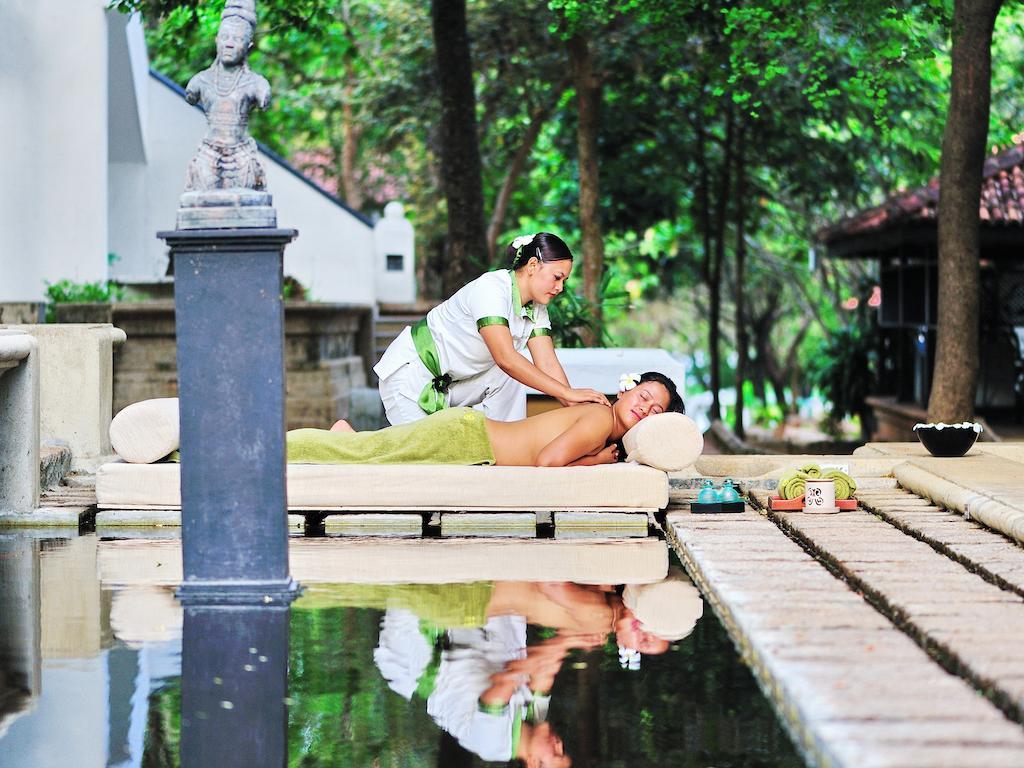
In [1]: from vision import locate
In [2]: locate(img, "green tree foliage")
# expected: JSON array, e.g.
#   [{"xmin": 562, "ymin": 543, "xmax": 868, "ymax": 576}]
[{"xmin": 117, "ymin": 0, "xmax": 1024, "ymax": 425}]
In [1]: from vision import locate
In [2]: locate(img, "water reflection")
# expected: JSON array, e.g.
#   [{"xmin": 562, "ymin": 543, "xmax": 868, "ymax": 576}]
[
  {"xmin": 299, "ymin": 570, "xmax": 703, "ymax": 766},
  {"xmin": 0, "ymin": 533, "xmax": 802, "ymax": 767},
  {"xmin": 0, "ymin": 536, "xmax": 40, "ymax": 742}
]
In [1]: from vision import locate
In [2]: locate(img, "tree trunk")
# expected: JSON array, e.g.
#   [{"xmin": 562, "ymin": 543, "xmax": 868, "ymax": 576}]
[
  {"xmin": 340, "ymin": 61, "xmax": 363, "ymax": 211},
  {"xmin": 486, "ymin": 93, "xmax": 563, "ymax": 262},
  {"xmin": 927, "ymin": 0, "xmax": 1003, "ymax": 422},
  {"xmin": 708, "ymin": 108, "xmax": 735, "ymax": 421},
  {"xmin": 568, "ymin": 33, "xmax": 604, "ymax": 346},
  {"xmin": 431, "ymin": 0, "xmax": 489, "ymax": 297},
  {"xmin": 733, "ymin": 134, "xmax": 748, "ymax": 439}
]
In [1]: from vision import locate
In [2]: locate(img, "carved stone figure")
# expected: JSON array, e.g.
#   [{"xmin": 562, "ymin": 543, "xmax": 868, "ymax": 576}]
[{"xmin": 177, "ymin": 0, "xmax": 276, "ymax": 229}]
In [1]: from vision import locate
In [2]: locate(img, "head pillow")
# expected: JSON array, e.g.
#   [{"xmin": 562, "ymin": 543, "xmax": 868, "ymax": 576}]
[
  {"xmin": 109, "ymin": 398, "xmax": 180, "ymax": 464},
  {"xmin": 622, "ymin": 412, "xmax": 703, "ymax": 471}
]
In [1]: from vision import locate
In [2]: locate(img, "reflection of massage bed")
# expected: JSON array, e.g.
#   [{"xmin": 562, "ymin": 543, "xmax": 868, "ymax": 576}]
[
  {"xmin": 97, "ymin": 536, "xmax": 670, "ymax": 585},
  {"xmin": 95, "ymin": 461, "xmax": 670, "ymax": 513}
]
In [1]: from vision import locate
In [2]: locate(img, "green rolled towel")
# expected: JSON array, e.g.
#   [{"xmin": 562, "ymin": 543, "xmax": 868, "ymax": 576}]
[
  {"xmin": 823, "ymin": 469, "xmax": 857, "ymax": 500},
  {"xmin": 778, "ymin": 469, "xmax": 807, "ymax": 500},
  {"xmin": 798, "ymin": 462, "xmax": 822, "ymax": 478}
]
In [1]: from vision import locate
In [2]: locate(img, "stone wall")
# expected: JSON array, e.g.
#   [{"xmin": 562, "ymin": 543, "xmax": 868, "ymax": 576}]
[{"xmin": 54, "ymin": 301, "xmax": 375, "ymax": 430}]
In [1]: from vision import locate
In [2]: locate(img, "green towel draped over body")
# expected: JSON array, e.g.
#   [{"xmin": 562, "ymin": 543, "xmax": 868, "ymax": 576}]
[
  {"xmin": 294, "ymin": 582, "xmax": 494, "ymax": 628},
  {"xmin": 286, "ymin": 406, "xmax": 496, "ymax": 466}
]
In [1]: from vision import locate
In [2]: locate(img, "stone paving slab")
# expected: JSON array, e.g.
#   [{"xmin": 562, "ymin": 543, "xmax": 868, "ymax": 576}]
[
  {"xmin": 893, "ymin": 457, "xmax": 1024, "ymax": 544},
  {"xmin": 664, "ymin": 507, "xmax": 1024, "ymax": 767},
  {"xmin": 855, "ymin": 488, "xmax": 1024, "ymax": 599},
  {"xmin": 749, "ymin": 496, "xmax": 1024, "ymax": 724}
]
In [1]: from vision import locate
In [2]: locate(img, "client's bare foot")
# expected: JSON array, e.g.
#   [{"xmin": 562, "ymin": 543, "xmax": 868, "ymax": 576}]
[{"xmin": 329, "ymin": 419, "xmax": 356, "ymax": 433}]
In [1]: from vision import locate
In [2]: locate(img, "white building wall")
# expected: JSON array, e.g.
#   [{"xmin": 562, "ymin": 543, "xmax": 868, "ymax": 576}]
[
  {"xmin": 0, "ymin": 0, "xmax": 110, "ymax": 302},
  {"xmin": 264, "ymin": 156, "xmax": 377, "ymax": 304},
  {"xmin": 109, "ymin": 74, "xmax": 376, "ymax": 305},
  {"xmin": 2, "ymin": 1, "xmax": 379, "ymax": 306}
]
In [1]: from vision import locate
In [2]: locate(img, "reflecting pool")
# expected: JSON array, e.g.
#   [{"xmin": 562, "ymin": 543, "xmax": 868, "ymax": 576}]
[{"xmin": 0, "ymin": 531, "xmax": 802, "ymax": 767}]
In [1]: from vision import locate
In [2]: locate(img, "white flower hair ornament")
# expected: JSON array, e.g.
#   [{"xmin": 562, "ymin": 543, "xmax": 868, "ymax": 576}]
[
  {"xmin": 618, "ymin": 646, "xmax": 641, "ymax": 671},
  {"xmin": 511, "ymin": 234, "xmax": 536, "ymax": 251},
  {"xmin": 618, "ymin": 372, "xmax": 641, "ymax": 392}
]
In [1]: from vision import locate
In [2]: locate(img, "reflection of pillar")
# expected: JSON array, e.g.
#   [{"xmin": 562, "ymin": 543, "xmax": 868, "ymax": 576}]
[
  {"xmin": 181, "ymin": 605, "xmax": 290, "ymax": 766},
  {"xmin": 0, "ymin": 536, "xmax": 41, "ymax": 727},
  {"xmin": 159, "ymin": 229, "xmax": 298, "ymax": 605}
]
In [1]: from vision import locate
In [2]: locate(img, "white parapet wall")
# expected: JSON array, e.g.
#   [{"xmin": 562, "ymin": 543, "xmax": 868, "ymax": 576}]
[
  {"xmin": 0, "ymin": 0, "xmax": 111, "ymax": 302},
  {"xmin": 0, "ymin": 324, "xmax": 125, "ymax": 472},
  {"xmin": 0, "ymin": 330, "xmax": 40, "ymax": 514}
]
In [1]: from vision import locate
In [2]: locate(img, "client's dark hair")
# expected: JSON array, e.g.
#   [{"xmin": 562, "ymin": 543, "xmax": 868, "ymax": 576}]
[
  {"xmin": 639, "ymin": 371, "xmax": 685, "ymax": 414},
  {"xmin": 507, "ymin": 232, "xmax": 573, "ymax": 270}
]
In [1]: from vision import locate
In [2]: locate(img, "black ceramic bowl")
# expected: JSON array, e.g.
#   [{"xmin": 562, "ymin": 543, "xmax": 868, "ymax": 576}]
[{"xmin": 913, "ymin": 423, "xmax": 981, "ymax": 458}]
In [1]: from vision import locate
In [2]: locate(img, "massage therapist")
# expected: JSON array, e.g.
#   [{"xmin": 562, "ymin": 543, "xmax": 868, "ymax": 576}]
[{"xmin": 374, "ymin": 232, "xmax": 610, "ymax": 425}]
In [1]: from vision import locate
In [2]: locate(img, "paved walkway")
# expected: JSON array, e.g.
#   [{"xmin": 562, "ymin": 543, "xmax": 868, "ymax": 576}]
[
  {"xmin": 750, "ymin": 493, "xmax": 1024, "ymax": 724},
  {"xmin": 856, "ymin": 487, "xmax": 1024, "ymax": 599},
  {"xmin": 666, "ymin": 495, "xmax": 1024, "ymax": 768}
]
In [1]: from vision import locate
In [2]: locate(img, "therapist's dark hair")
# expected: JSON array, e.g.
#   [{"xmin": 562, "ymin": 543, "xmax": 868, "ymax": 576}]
[{"xmin": 508, "ymin": 232, "xmax": 573, "ymax": 270}]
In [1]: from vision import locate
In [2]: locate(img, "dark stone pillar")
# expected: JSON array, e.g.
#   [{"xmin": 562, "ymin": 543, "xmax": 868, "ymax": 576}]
[
  {"xmin": 180, "ymin": 605, "xmax": 290, "ymax": 766},
  {"xmin": 158, "ymin": 228, "xmax": 299, "ymax": 605}
]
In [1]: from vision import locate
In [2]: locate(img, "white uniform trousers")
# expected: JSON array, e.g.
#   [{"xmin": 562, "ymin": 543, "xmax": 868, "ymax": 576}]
[{"xmin": 379, "ymin": 357, "xmax": 527, "ymax": 426}]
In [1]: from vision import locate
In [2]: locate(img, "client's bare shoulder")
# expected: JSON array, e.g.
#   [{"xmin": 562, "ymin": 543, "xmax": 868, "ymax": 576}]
[{"xmin": 486, "ymin": 403, "xmax": 613, "ymax": 466}]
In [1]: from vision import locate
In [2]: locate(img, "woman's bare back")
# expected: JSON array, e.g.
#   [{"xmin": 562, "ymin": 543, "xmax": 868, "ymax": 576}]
[{"xmin": 484, "ymin": 404, "xmax": 613, "ymax": 466}]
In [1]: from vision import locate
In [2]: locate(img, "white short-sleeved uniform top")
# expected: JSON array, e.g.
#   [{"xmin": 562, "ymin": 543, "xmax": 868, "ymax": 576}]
[{"xmin": 374, "ymin": 270, "xmax": 551, "ymax": 382}]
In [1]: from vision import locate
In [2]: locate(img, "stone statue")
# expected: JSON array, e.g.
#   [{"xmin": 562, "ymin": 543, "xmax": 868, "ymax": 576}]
[{"xmin": 177, "ymin": 0, "xmax": 276, "ymax": 229}]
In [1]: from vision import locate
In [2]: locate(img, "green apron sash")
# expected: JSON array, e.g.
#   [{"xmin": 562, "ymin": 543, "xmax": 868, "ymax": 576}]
[{"xmin": 412, "ymin": 318, "xmax": 451, "ymax": 414}]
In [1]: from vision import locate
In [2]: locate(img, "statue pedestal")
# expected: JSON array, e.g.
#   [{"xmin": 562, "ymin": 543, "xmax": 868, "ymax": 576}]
[
  {"xmin": 158, "ymin": 227, "xmax": 299, "ymax": 605},
  {"xmin": 177, "ymin": 190, "xmax": 277, "ymax": 230}
]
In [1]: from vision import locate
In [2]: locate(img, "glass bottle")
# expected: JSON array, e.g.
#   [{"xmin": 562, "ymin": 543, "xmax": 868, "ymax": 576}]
[
  {"xmin": 718, "ymin": 479, "xmax": 740, "ymax": 503},
  {"xmin": 697, "ymin": 479, "xmax": 720, "ymax": 504}
]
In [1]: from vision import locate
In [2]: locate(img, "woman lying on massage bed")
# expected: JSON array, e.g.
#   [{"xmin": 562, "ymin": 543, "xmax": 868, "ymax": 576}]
[{"xmin": 286, "ymin": 371, "xmax": 684, "ymax": 468}]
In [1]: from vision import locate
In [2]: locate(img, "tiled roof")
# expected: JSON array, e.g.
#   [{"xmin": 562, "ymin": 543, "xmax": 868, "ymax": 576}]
[{"xmin": 820, "ymin": 142, "xmax": 1024, "ymax": 244}]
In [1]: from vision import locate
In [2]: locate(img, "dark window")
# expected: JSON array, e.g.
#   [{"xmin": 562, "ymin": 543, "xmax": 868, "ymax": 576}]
[
  {"xmin": 386, "ymin": 254, "xmax": 403, "ymax": 271},
  {"xmin": 902, "ymin": 264, "xmax": 926, "ymax": 324},
  {"xmin": 880, "ymin": 266, "xmax": 900, "ymax": 326}
]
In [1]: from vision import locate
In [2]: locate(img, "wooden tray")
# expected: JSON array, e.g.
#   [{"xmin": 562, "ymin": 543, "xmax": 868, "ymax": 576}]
[
  {"xmin": 768, "ymin": 495, "xmax": 857, "ymax": 511},
  {"xmin": 689, "ymin": 501, "xmax": 746, "ymax": 514}
]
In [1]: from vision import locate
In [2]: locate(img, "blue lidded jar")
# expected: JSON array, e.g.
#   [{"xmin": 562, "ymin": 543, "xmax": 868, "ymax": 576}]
[
  {"xmin": 718, "ymin": 479, "xmax": 740, "ymax": 503},
  {"xmin": 697, "ymin": 479, "xmax": 720, "ymax": 505}
]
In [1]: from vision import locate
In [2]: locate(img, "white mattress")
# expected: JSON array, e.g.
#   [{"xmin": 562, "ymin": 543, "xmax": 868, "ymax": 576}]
[
  {"xmin": 95, "ymin": 461, "xmax": 669, "ymax": 511},
  {"xmin": 98, "ymin": 537, "xmax": 670, "ymax": 585}
]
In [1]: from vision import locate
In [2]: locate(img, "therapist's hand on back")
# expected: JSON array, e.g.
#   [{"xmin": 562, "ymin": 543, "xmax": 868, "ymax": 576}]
[{"xmin": 557, "ymin": 387, "xmax": 611, "ymax": 408}]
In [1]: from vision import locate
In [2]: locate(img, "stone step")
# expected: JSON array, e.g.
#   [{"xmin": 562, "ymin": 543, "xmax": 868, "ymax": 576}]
[{"xmin": 40, "ymin": 443, "xmax": 71, "ymax": 491}]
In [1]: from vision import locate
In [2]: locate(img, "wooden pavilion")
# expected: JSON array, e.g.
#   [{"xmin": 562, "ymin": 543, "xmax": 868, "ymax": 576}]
[{"xmin": 818, "ymin": 143, "xmax": 1024, "ymax": 439}]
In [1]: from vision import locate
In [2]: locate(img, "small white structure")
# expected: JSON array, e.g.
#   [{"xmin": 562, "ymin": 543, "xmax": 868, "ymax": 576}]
[
  {"xmin": 0, "ymin": 1, "xmax": 413, "ymax": 306},
  {"xmin": 528, "ymin": 348, "xmax": 688, "ymax": 397},
  {"xmin": 374, "ymin": 202, "xmax": 417, "ymax": 304}
]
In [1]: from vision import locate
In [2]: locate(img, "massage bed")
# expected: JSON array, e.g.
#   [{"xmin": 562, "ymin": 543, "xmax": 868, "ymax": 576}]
[{"xmin": 96, "ymin": 398, "xmax": 702, "ymax": 516}]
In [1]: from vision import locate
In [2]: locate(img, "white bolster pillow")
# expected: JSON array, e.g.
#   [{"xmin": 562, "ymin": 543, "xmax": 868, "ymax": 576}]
[
  {"xmin": 622, "ymin": 412, "xmax": 703, "ymax": 471},
  {"xmin": 109, "ymin": 398, "xmax": 180, "ymax": 464}
]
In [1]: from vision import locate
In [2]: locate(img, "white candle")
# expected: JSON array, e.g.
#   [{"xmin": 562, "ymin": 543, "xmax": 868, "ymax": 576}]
[{"xmin": 804, "ymin": 479, "xmax": 836, "ymax": 512}]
